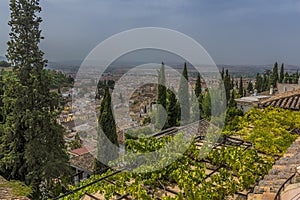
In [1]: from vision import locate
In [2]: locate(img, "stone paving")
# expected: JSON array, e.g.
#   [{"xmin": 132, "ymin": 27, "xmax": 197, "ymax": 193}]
[{"xmin": 248, "ymin": 136, "xmax": 300, "ymax": 200}]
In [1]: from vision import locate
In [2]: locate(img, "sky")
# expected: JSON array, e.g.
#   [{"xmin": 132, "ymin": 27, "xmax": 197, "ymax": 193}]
[{"xmin": 0, "ymin": 0, "xmax": 300, "ymax": 65}]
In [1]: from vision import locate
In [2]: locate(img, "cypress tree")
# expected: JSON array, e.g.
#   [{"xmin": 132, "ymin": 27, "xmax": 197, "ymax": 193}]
[
  {"xmin": 95, "ymin": 87, "xmax": 119, "ymax": 172},
  {"xmin": 247, "ymin": 81, "xmax": 253, "ymax": 93},
  {"xmin": 178, "ymin": 63, "xmax": 190, "ymax": 124},
  {"xmin": 224, "ymin": 69, "xmax": 231, "ymax": 102},
  {"xmin": 272, "ymin": 62, "xmax": 279, "ymax": 87},
  {"xmin": 165, "ymin": 88, "xmax": 178, "ymax": 128},
  {"xmin": 194, "ymin": 73, "xmax": 202, "ymax": 98},
  {"xmin": 238, "ymin": 77, "xmax": 243, "ymax": 97},
  {"xmin": 279, "ymin": 63, "xmax": 285, "ymax": 83},
  {"xmin": 202, "ymin": 89, "xmax": 211, "ymax": 120},
  {"xmin": 0, "ymin": 0, "xmax": 69, "ymax": 196},
  {"xmin": 155, "ymin": 62, "xmax": 167, "ymax": 129}
]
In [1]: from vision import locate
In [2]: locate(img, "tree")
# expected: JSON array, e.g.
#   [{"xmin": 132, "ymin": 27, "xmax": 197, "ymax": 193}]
[
  {"xmin": 247, "ymin": 81, "xmax": 253, "ymax": 93},
  {"xmin": 194, "ymin": 73, "xmax": 202, "ymax": 98},
  {"xmin": 95, "ymin": 87, "xmax": 119, "ymax": 172},
  {"xmin": 155, "ymin": 62, "xmax": 167, "ymax": 129},
  {"xmin": 279, "ymin": 63, "xmax": 285, "ymax": 83},
  {"xmin": 223, "ymin": 69, "xmax": 231, "ymax": 102},
  {"xmin": 0, "ymin": 0, "xmax": 69, "ymax": 197},
  {"xmin": 165, "ymin": 88, "xmax": 178, "ymax": 128},
  {"xmin": 178, "ymin": 63, "xmax": 190, "ymax": 124},
  {"xmin": 202, "ymin": 89, "xmax": 211, "ymax": 120},
  {"xmin": 255, "ymin": 73, "xmax": 262, "ymax": 93},
  {"xmin": 272, "ymin": 62, "xmax": 279, "ymax": 87},
  {"xmin": 228, "ymin": 89, "xmax": 237, "ymax": 108},
  {"xmin": 238, "ymin": 77, "xmax": 243, "ymax": 97}
]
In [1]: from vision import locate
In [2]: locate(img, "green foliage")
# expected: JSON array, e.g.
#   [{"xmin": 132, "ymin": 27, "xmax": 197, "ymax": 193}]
[
  {"xmin": 0, "ymin": 180, "xmax": 33, "ymax": 197},
  {"xmin": 233, "ymin": 107, "xmax": 300, "ymax": 156},
  {"xmin": 279, "ymin": 63, "xmax": 284, "ymax": 83},
  {"xmin": 69, "ymin": 133, "xmax": 82, "ymax": 150},
  {"xmin": 272, "ymin": 62, "xmax": 279, "ymax": 87},
  {"xmin": 238, "ymin": 77, "xmax": 243, "ymax": 97},
  {"xmin": 156, "ymin": 62, "xmax": 167, "ymax": 129},
  {"xmin": 61, "ymin": 133, "xmax": 273, "ymax": 200},
  {"xmin": 194, "ymin": 73, "xmax": 202, "ymax": 98},
  {"xmin": 0, "ymin": 0, "xmax": 69, "ymax": 197},
  {"xmin": 45, "ymin": 70, "xmax": 74, "ymax": 89},
  {"xmin": 165, "ymin": 88, "xmax": 179, "ymax": 128},
  {"xmin": 201, "ymin": 89, "xmax": 211, "ymax": 120},
  {"xmin": 178, "ymin": 63, "xmax": 190, "ymax": 124},
  {"xmin": 0, "ymin": 60, "xmax": 11, "ymax": 68},
  {"xmin": 95, "ymin": 87, "xmax": 119, "ymax": 172},
  {"xmin": 96, "ymin": 79, "xmax": 115, "ymax": 99},
  {"xmin": 125, "ymin": 126, "xmax": 153, "ymax": 139},
  {"xmin": 247, "ymin": 80, "xmax": 253, "ymax": 93}
]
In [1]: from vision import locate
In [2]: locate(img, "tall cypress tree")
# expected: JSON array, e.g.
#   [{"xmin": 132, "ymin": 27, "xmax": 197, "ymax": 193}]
[
  {"xmin": 155, "ymin": 62, "xmax": 167, "ymax": 129},
  {"xmin": 279, "ymin": 63, "xmax": 285, "ymax": 83},
  {"xmin": 238, "ymin": 77, "xmax": 243, "ymax": 97},
  {"xmin": 272, "ymin": 62, "xmax": 279, "ymax": 87},
  {"xmin": 95, "ymin": 87, "xmax": 119, "ymax": 172},
  {"xmin": 223, "ymin": 69, "xmax": 231, "ymax": 102},
  {"xmin": 178, "ymin": 63, "xmax": 190, "ymax": 124},
  {"xmin": 165, "ymin": 88, "xmax": 178, "ymax": 129},
  {"xmin": 195, "ymin": 73, "xmax": 202, "ymax": 98},
  {"xmin": 247, "ymin": 81, "xmax": 253, "ymax": 93},
  {"xmin": 0, "ymin": 0, "xmax": 68, "ymax": 196}
]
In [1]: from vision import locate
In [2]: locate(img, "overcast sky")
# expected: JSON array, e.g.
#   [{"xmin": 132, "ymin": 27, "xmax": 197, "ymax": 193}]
[{"xmin": 1, "ymin": 0, "xmax": 300, "ymax": 65}]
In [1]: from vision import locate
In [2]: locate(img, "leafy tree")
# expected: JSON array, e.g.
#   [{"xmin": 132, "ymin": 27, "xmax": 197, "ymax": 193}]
[
  {"xmin": 95, "ymin": 87, "xmax": 119, "ymax": 172},
  {"xmin": 0, "ymin": 0, "xmax": 69, "ymax": 197},
  {"xmin": 178, "ymin": 63, "xmax": 190, "ymax": 124},
  {"xmin": 279, "ymin": 63, "xmax": 285, "ymax": 83},
  {"xmin": 194, "ymin": 73, "xmax": 202, "ymax": 98},
  {"xmin": 155, "ymin": 62, "xmax": 167, "ymax": 129}
]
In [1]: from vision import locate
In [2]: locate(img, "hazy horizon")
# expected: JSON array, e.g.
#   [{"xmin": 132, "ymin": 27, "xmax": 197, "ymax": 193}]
[{"xmin": 1, "ymin": 0, "xmax": 300, "ymax": 66}]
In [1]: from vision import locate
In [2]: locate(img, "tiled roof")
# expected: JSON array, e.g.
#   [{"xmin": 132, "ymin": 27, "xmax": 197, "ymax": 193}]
[
  {"xmin": 69, "ymin": 152, "xmax": 95, "ymax": 173},
  {"xmin": 69, "ymin": 146, "xmax": 89, "ymax": 156},
  {"xmin": 260, "ymin": 90, "xmax": 300, "ymax": 110}
]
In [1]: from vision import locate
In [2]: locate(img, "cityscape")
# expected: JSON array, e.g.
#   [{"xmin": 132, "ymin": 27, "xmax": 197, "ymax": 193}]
[{"xmin": 1, "ymin": 0, "xmax": 300, "ymax": 200}]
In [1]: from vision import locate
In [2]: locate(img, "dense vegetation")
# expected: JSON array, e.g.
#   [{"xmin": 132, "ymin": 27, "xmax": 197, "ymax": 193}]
[
  {"xmin": 225, "ymin": 107, "xmax": 300, "ymax": 156},
  {"xmin": 0, "ymin": 0, "xmax": 69, "ymax": 198},
  {"xmin": 61, "ymin": 132, "xmax": 273, "ymax": 199}
]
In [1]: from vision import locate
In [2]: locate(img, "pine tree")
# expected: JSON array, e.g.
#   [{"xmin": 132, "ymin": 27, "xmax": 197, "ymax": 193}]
[
  {"xmin": 155, "ymin": 62, "xmax": 167, "ymax": 129},
  {"xmin": 178, "ymin": 63, "xmax": 190, "ymax": 124},
  {"xmin": 279, "ymin": 63, "xmax": 285, "ymax": 83},
  {"xmin": 194, "ymin": 73, "xmax": 202, "ymax": 98},
  {"xmin": 0, "ymin": 0, "xmax": 69, "ymax": 196},
  {"xmin": 95, "ymin": 87, "xmax": 119, "ymax": 172},
  {"xmin": 238, "ymin": 77, "xmax": 243, "ymax": 97}
]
